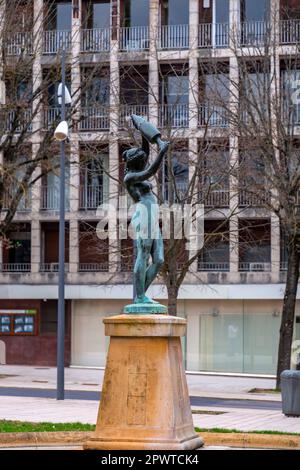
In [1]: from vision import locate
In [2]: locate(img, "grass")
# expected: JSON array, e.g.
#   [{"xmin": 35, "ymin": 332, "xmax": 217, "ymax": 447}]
[
  {"xmin": 195, "ymin": 427, "xmax": 300, "ymax": 437},
  {"xmin": 0, "ymin": 420, "xmax": 299, "ymax": 437},
  {"xmin": 0, "ymin": 420, "xmax": 95, "ymax": 433},
  {"xmin": 248, "ymin": 388, "xmax": 281, "ymax": 394}
]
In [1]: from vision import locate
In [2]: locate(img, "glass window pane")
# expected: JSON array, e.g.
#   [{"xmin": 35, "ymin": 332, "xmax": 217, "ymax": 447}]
[
  {"xmin": 93, "ymin": 2, "xmax": 111, "ymax": 28},
  {"xmin": 0, "ymin": 325, "xmax": 10, "ymax": 333},
  {"xmin": 167, "ymin": 0, "xmax": 189, "ymax": 25},
  {"xmin": 127, "ymin": 0, "xmax": 149, "ymax": 26},
  {"xmin": 56, "ymin": 3, "xmax": 72, "ymax": 31},
  {"xmin": 215, "ymin": 0, "xmax": 229, "ymax": 23},
  {"xmin": 243, "ymin": 0, "xmax": 269, "ymax": 22}
]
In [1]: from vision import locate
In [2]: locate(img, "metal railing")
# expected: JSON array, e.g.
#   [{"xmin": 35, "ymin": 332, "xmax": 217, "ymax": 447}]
[
  {"xmin": 200, "ymin": 189, "xmax": 230, "ymax": 207},
  {"xmin": 119, "ymin": 26, "xmax": 149, "ymax": 51},
  {"xmin": 79, "ymin": 107, "xmax": 109, "ymax": 131},
  {"xmin": 198, "ymin": 23, "xmax": 229, "ymax": 48},
  {"xmin": 41, "ymin": 186, "xmax": 70, "ymax": 211},
  {"xmin": 40, "ymin": 263, "xmax": 69, "ymax": 273},
  {"xmin": 239, "ymin": 262, "xmax": 271, "ymax": 272},
  {"xmin": 240, "ymin": 21, "xmax": 270, "ymax": 47},
  {"xmin": 3, "ymin": 109, "xmax": 32, "ymax": 133},
  {"xmin": 79, "ymin": 262, "xmax": 109, "ymax": 272},
  {"xmin": 43, "ymin": 30, "xmax": 72, "ymax": 54},
  {"xmin": 280, "ymin": 19, "xmax": 300, "ymax": 44},
  {"xmin": 198, "ymin": 261, "xmax": 230, "ymax": 272},
  {"xmin": 159, "ymin": 104, "xmax": 189, "ymax": 128},
  {"xmin": 158, "ymin": 24, "xmax": 189, "ymax": 49},
  {"xmin": 43, "ymin": 107, "xmax": 61, "ymax": 129},
  {"xmin": 0, "ymin": 263, "xmax": 31, "ymax": 273},
  {"xmin": 239, "ymin": 189, "xmax": 270, "ymax": 207},
  {"xmin": 119, "ymin": 104, "xmax": 149, "ymax": 128},
  {"xmin": 2, "ymin": 188, "xmax": 31, "ymax": 212},
  {"xmin": 5, "ymin": 32, "xmax": 33, "ymax": 55},
  {"xmin": 79, "ymin": 185, "xmax": 103, "ymax": 210},
  {"xmin": 81, "ymin": 28, "xmax": 110, "ymax": 52},
  {"xmin": 199, "ymin": 105, "xmax": 228, "ymax": 127}
]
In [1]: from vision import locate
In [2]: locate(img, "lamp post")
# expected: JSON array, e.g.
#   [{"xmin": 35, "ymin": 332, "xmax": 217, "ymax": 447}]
[{"xmin": 54, "ymin": 49, "xmax": 71, "ymax": 400}]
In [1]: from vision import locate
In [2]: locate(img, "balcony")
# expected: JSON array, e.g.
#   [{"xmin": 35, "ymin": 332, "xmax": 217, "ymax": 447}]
[
  {"xmin": 198, "ymin": 23, "xmax": 229, "ymax": 48},
  {"xmin": 40, "ymin": 263, "xmax": 69, "ymax": 273},
  {"xmin": 158, "ymin": 24, "xmax": 189, "ymax": 50},
  {"xmin": 78, "ymin": 262, "xmax": 109, "ymax": 272},
  {"xmin": 41, "ymin": 186, "xmax": 70, "ymax": 211},
  {"xmin": 2, "ymin": 188, "xmax": 31, "ymax": 212},
  {"xmin": 5, "ymin": 32, "xmax": 33, "ymax": 55},
  {"xmin": 81, "ymin": 28, "xmax": 110, "ymax": 52},
  {"xmin": 43, "ymin": 107, "xmax": 60, "ymax": 129},
  {"xmin": 198, "ymin": 261, "xmax": 230, "ymax": 272},
  {"xmin": 240, "ymin": 21, "xmax": 270, "ymax": 47},
  {"xmin": 119, "ymin": 26, "xmax": 149, "ymax": 51},
  {"xmin": 3, "ymin": 109, "xmax": 32, "ymax": 133},
  {"xmin": 79, "ymin": 107, "xmax": 109, "ymax": 131},
  {"xmin": 79, "ymin": 185, "xmax": 103, "ymax": 210},
  {"xmin": 119, "ymin": 104, "xmax": 149, "ymax": 128},
  {"xmin": 239, "ymin": 190, "xmax": 270, "ymax": 207},
  {"xmin": 199, "ymin": 105, "xmax": 228, "ymax": 128},
  {"xmin": 239, "ymin": 262, "xmax": 271, "ymax": 272},
  {"xmin": 159, "ymin": 104, "xmax": 189, "ymax": 128},
  {"xmin": 163, "ymin": 181, "xmax": 188, "ymax": 203},
  {"xmin": 43, "ymin": 30, "xmax": 71, "ymax": 54},
  {"xmin": 200, "ymin": 189, "xmax": 230, "ymax": 207},
  {"xmin": 0, "ymin": 263, "xmax": 31, "ymax": 273},
  {"xmin": 280, "ymin": 19, "xmax": 300, "ymax": 45}
]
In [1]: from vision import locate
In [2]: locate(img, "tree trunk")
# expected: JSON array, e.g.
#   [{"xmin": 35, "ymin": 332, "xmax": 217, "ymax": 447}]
[
  {"xmin": 167, "ymin": 283, "xmax": 178, "ymax": 316},
  {"xmin": 276, "ymin": 244, "xmax": 300, "ymax": 389}
]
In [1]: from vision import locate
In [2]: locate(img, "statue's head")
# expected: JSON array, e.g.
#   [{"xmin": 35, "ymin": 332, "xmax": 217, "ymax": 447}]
[{"xmin": 122, "ymin": 147, "xmax": 148, "ymax": 173}]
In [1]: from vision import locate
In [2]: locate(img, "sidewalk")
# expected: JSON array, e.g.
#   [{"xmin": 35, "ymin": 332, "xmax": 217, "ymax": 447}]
[{"xmin": 0, "ymin": 365, "xmax": 281, "ymax": 401}]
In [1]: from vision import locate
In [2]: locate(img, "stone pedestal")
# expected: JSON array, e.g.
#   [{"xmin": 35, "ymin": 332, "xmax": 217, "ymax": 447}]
[{"xmin": 84, "ymin": 314, "xmax": 203, "ymax": 450}]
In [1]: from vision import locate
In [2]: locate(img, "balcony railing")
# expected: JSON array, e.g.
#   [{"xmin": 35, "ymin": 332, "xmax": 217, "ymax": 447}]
[
  {"xmin": 0, "ymin": 263, "xmax": 31, "ymax": 273},
  {"xmin": 119, "ymin": 104, "xmax": 149, "ymax": 128},
  {"xmin": 2, "ymin": 188, "xmax": 31, "ymax": 212},
  {"xmin": 43, "ymin": 107, "xmax": 61, "ymax": 129},
  {"xmin": 198, "ymin": 261, "xmax": 230, "ymax": 272},
  {"xmin": 158, "ymin": 24, "xmax": 189, "ymax": 49},
  {"xmin": 239, "ymin": 190, "xmax": 270, "ymax": 207},
  {"xmin": 79, "ymin": 185, "xmax": 103, "ymax": 210},
  {"xmin": 159, "ymin": 104, "xmax": 189, "ymax": 128},
  {"xmin": 79, "ymin": 262, "xmax": 109, "ymax": 272},
  {"xmin": 240, "ymin": 21, "xmax": 270, "ymax": 47},
  {"xmin": 79, "ymin": 106, "xmax": 109, "ymax": 131},
  {"xmin": 44, "ymin": 30, "xmax": 71, "ymax": 54},
  {"xmin": 3, "ymin": 109, "xmax": 32, "ymax": 133},
  {"xmin": 163, "ymin": 181, "xmax": 188, "ymax": 202},
  {"xmin": 198, "ymin": 23, "xmax": 229, "ymax": 48},
  {"xmin": 119, "ymin": 26, "xmax": 149, "ymax": 51},
  {"xmin": 41, "ymin": 186, "xmax": 70, "ymax": 211},
  {"xmin": 40, "ymin": 263, "xmax": 69, "ymax": 273},
  {"xmin": 81, "ymin": 28, "xmax": 110, "ymax": 52},
  {"xmin": 5, "ymin": 32, "xmax": 33, "ymax": 55},
  {"xmin": 280, "ymin": 19, "xmax": 300, "ymax": 45},
  {"xmin": 200, "ymin": 189, "xmax": 230, "ymax": 207},
  {"xmin": 199, "ymin": 105, "xmax": 228, "ymax": 128},
  {"xmin": 239, "ymin": 262, "xmax": 271, "ymax": 272}
]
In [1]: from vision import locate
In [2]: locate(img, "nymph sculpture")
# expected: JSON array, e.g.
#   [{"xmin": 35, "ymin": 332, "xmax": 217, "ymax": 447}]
[{"xmin": 122, "ymin": 115, "xmax": 169, "ymax": 314}]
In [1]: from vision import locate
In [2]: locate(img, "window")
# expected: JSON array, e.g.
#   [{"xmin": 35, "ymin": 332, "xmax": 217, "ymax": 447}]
[
  {"xmin": 241, "ymin": 0, "xmax": 270, "ymax": 22},
  {"xmin": 93, "ymin": 1, "xmax": 111, "ymax": 29},
  {"xmin": 124, "ymin": 0, "xmax": 149, "ymax": 27},
  {"xmin": 0, "ymin": 310, "xmax": 37, "ymax": 335},
  {"xmin": 161, "ymin": 0, "xmax": 189, "ymax": 25}
]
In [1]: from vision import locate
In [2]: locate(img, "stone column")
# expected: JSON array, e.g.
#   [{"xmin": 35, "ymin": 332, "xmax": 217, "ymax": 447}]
[
  {"xmin": 69, "ymin": 219, "xmax": 79, "ymax": 273},
  {"xmin": 271, "ymin": 215, "xmax": 280, "ymax": 277},
  {"xmin": 229, "ymin": 0, "xmax": 240, "ymax": 49},
  {"xmin": 84, "ymin": 314, "xmax": 203, "ymax": 450},
  {"xmin": 31, "ymin": 219, "xmax": 41, "ymax": 274},
  {"xmin": 149, "ymin": 0, "xmax": 159, "ymax": 128},
  {"xmin": 189, "ymin": 0, "xmax": 199, "ymax": 131}
]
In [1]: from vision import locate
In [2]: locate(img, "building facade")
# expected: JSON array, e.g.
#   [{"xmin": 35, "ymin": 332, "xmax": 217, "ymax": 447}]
[{"xmin": 0, "ymin": 0, "xmax": 300, "ymax": 374}]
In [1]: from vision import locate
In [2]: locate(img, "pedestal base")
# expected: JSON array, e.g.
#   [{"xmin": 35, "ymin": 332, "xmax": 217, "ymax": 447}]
[{"xmin": 84, "ymin": 314, "xmax": 203, "ymax": 451}]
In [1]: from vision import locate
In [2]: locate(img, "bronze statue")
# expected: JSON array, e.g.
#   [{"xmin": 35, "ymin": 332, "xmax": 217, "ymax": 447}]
[{"xmin": 122, "ymin": 115, "xmax": 169, "ymax": 314}]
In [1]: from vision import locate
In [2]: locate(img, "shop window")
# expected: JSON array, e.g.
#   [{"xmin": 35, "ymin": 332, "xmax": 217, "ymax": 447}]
[{"xmin": 0, "ymin": 310, "xmax": 37, "ymax": 336}]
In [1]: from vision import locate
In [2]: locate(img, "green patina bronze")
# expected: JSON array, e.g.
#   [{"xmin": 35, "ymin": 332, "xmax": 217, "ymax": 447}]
[{"xmin": 122, "ymin": 115, "xmax": 169, "ymax": 314}]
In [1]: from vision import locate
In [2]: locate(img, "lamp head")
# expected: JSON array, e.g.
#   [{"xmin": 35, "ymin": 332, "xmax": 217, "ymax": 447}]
[
  {"xmin": 54, "ymin": 120, "xmax": 69, "ymax": 141},
  {"xmin": 57, "ymin": 83, "xmax": 72, "ymax": 105}
]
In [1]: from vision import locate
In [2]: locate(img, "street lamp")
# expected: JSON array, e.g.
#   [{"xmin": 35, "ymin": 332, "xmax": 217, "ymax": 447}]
[{"xmin": 54, "ymin": 49, "xmax": 71, "ymax": 400}]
